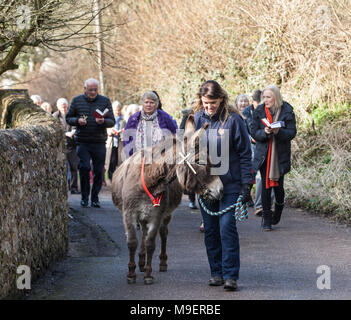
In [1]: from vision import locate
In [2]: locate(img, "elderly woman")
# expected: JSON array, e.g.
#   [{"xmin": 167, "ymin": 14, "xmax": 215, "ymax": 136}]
[
  {"xmin": 30, "ymin": 94, "xmax": 42, "ymax": 107},
  {"xmin": 123, "ymin": 91, "xmax": 177, "ymax": 157},
  {"xmin": 194, "ymin": 80, "xmax": 252, "ymax": 291},
  {"xmin": 251, "ymin": 84, "xmax": 297, "ymax": 231},
  {"xmin": 41, "ymin": 102, "xmax": 53, "ymax": 114},
  {"xmin": 235, "ymin": 94, "xmax": 250, "ymax": 113}
]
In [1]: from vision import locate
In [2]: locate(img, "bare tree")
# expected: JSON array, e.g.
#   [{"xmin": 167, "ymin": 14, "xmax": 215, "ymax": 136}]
[
  {"xmin": 94, "ymin": 0, "xmax": 105, "ymax": 95},
  {"xmin": 0, "ymin": 0, "xmax": 119, "ymax": 77}
]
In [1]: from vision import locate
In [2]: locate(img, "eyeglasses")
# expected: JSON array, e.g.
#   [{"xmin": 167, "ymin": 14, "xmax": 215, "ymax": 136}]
[{"xmin": 86, "ymin": 88, "xmax": 98, "ymax": 92}]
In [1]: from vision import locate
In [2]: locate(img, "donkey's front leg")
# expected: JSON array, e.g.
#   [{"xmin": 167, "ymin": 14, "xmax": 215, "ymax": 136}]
[
  {"xmin": 159, "ymin": 215, "xmax": 171, "ymax": 272},
  {"xmin": 144, "ymin": 223, "xmax": 159, "ymax": 285},
  {"xmin": 126, "ymin": 223, "xmax": 138, "ymax": 284},
  {"xmin": 138, "ymin": 222, "xmax": 147, "ymax": 272}
]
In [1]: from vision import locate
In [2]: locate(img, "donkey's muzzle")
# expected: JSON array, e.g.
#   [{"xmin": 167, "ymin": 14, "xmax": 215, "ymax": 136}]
[{"xmin": 203, "ymin": 178, "xmax": 223, "ymax": 201}]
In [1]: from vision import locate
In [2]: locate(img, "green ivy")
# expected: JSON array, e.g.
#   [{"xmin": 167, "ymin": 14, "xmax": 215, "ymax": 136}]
[{"xmin": 311, "ymin": 102, "xmax": 351, "ymax": 126}]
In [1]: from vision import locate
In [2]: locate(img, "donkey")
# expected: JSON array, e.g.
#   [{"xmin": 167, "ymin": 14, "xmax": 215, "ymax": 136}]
[{"xmin": 111, "ymin": 116, "xmax": 223, "ymax": 284}]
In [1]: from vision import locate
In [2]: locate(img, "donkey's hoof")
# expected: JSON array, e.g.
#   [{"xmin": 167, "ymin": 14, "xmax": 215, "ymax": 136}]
[
  {"xmin": 159, "ymin": 265, "xmax": 167, "ymax": 272},
  {"xmin": 144, "ymin": 277, "xmax": 154, "ymax": 285},
  {"xmin": 127, "ymin": 277, "xmax": 136, "ymax": 284}
]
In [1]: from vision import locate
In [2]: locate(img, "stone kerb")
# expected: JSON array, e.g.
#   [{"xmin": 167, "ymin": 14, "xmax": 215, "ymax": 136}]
[{"xmin": 0, "ymin": 89, "xmax": 68, "ymax": 299}]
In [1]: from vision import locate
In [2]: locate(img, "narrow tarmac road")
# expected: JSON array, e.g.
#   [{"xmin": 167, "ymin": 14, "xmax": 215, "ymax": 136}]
[{"xmin": 26, "ymin": 187, "xmax": 351, "ymax": 300}]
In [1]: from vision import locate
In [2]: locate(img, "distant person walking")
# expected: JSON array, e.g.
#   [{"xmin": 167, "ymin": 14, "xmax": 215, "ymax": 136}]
[
  {"xmin": 179, "ymin": 108, "xmax": 199, "ymax": 213},
  {"xmin": 30, "ymin": 95, "xmax": 42, "ymax": 107},
  {"xmin": 242, "ymin": 89, "xmax": 274, "ymax": 216},
  {"xmin": 251, "ymin": 84, "xmax": 297, "ymax": 231},
  {"xmin": 41, "ymin": 102, "xmax": 53, "ymax": 114},
  {"xmin": 106, "ymin": 100, "xmax": 125, "ymax": 180},
  {"xmin": 66, "ymin": 78, "xmax": 115, "ymax": 208},
  {"xmin": 53, "ymin": 98, "xmax": 80, "ymax": 194},
  {"xmin": 235, "ymin": 94, "xmax": 250, "ymax": 113}
]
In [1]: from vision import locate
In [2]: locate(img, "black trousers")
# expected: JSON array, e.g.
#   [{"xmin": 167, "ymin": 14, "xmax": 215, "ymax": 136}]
[
  {"xmin": 77, "ymin": 143, "xmax": 106, "ymax": 203},
  {"xmin": 259, "ymin": 158, "xmax": 285, "ymax": 211},
  {"xmin": 67, "ymin": 149, "xmax": 79, "ymax": 191},
  {"xmin": 108, "ymin": 146, "xmax": 118, "ymax": 180}
]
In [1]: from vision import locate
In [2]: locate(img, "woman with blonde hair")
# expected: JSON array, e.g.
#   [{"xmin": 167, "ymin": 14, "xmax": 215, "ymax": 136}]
[{"xmin": 251, "ymin": 84, "xmax": 297, "ymax": 231}]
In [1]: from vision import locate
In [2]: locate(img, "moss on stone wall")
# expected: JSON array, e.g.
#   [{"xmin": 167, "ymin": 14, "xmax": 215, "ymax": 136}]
[{"xmin": 0, "ymin": 89, "xmax": 68, "ymax": 299}]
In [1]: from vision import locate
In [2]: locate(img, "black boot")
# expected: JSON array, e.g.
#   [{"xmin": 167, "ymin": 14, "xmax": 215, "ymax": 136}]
[
  {"xmin": 272, "ymin": 202, "xmax": 284, "ymax": 225},
  {"xmin": 262, "ymin": 210, "xmax": 273, "ymax": 231}
]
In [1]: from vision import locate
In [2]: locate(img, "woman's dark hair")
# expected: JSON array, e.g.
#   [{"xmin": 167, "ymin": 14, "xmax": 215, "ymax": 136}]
[
  {"xmin": 152, "ymin": 90, "xmax": 162, "ymax": 110},
  {"xmin": 198, "ymin": 80, "xmax": 226, "ymax": 100},
  {"xmin": 193, "ymin": 80, "xmax": 238, "ymax": 121},
  {"xmin": 252, "ymin": 89, "xmax": 262, "ymax": 103}
]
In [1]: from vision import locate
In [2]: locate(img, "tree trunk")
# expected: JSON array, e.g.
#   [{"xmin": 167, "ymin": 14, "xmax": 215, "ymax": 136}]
[{"xmin": 94, "ymin": 0, "xmax": 105, "ymax": 95}]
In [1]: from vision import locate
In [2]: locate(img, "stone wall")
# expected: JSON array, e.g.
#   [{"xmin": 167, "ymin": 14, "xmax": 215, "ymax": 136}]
[{"xmin": 0, "ymin": 89, "xmax": 68, "ymax": 299}]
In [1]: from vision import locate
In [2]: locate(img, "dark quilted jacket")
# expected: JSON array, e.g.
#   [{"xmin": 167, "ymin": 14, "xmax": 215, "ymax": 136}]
[
  {"xmin": 194, "ymin": 109, "xmax": 253, "ymax": 194},
  {"xmin": 250, "ymin": 101, "xmax": 297, "ymax": 175},
  {"xmin": 66, "ymin": 93, "xmax": 115, "ymax": 144}
]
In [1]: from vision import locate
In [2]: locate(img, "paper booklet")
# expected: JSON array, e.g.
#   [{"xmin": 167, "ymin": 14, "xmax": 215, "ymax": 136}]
[
  {"xmin": 93, "ymin": 108, "xmax": 109, "ymax": 118},
  {"xmin": 261, "ymin": 118, "xmax": 285, "ymax": 129}
]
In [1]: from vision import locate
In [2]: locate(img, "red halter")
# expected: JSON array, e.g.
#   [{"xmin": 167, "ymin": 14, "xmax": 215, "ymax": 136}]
[{"xmin": 141, "ymin": 156, "xmax": 163, "ymax": 207}]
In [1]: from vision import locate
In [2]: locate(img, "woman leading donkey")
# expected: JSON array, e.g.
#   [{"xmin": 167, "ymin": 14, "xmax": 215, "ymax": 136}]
[{"xmin": 193, "ymin": 80, "xmax": 253, "ymax": 291}]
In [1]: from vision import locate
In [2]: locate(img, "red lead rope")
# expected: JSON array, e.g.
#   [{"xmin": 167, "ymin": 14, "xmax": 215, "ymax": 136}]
[{"xmin": 141, "ymin": 156, "xmax": 163, "ymax": 207}]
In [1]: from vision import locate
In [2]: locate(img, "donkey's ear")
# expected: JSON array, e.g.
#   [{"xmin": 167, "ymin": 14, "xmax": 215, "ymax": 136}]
[
  {"xmin": 202, "ymin": 122, "xmax": 209, "ymax": 130},
  {"xmin": 184, "ymin": 114, "xmax": 195, "ymax": 136}
]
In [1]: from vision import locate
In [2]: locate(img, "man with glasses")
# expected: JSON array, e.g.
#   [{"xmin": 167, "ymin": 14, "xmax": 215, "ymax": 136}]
[{"xmin": 66, "ymin": 78, "xmax": 115, "ymax": 208}]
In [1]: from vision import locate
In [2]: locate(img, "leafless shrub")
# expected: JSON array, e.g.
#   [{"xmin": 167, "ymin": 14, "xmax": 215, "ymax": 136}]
[{"xmin": 286, "ymin": 121, "xmax": 351, "ymax": 222}]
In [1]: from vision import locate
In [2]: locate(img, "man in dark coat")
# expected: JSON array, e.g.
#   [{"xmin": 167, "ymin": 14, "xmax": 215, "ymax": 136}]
[{"xmin": 66, "ymin": 78, "xmax": 115, "ymax": 208}]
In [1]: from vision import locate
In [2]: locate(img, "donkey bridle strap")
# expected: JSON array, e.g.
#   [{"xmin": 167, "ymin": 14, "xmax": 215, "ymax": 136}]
[{"xmin": 178, "ymin": 152, "xmax": 197, "ymax": 175}]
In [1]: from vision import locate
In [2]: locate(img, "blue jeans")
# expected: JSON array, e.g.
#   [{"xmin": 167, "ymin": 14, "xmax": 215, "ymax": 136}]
[
  {"xmin": 200, "ymin": 193, "xmax": 240, "ymax": 280},
  {"xmin": 76, "ymin": 143, "xmax": 106, "ymax": 203}
]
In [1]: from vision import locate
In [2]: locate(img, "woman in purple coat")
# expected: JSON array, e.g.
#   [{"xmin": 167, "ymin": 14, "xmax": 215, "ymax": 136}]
[{"xmin": 123, "ymin": 91, "xmax": 177, "ymax": 158}]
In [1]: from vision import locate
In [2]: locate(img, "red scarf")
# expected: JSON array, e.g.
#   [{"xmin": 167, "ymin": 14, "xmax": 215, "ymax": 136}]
[{"xmin": 265, "ymin": 106, "xmax": 279, "ymax": 189}]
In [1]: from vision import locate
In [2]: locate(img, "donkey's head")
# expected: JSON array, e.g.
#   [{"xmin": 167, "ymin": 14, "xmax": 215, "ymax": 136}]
[{"xmin": 176, "ymin": 115, "xmax": 223, "ymax": 200}]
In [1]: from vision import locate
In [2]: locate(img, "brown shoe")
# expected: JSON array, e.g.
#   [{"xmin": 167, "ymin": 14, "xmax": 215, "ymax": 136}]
[
  {"xmin": 208, "ymin": 275, "xmax": 224, "ymax": 286},
  {"xmin": 224, "ymin": 279, "xmax": 238, "ymax": 291},
  {"xmin": 254, "ymin": 208, "xmax": 263, "ymax": 216}
]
